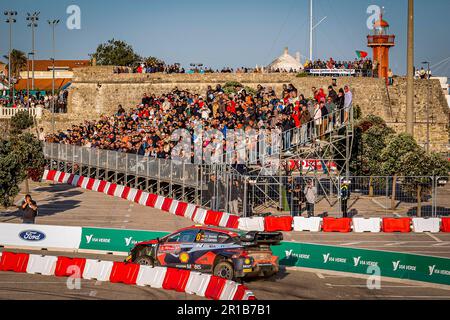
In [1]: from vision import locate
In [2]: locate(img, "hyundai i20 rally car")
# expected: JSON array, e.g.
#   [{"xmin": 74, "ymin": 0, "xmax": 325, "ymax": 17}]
[{"xmin": 126, "ymin": 225, "xmax": 283, "ymax": 280}]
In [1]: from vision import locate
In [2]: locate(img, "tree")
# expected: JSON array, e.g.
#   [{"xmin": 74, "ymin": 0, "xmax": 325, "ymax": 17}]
[
  {"xmin": 10, "ymin": 110, "xmax": 34, "ymax": 135},
  {"xmin": 400, "ymin": 151, "xmax": 449, "ymax": 216},
  {"xmin": 0, "ymin": 112, "xmax": 45, "ymax": 207},
  {"xmin": 2, "ymin": 49, "xmax": 27, "ymax": 78},
  {"xmin": 381, "ymin": 133, "xmax": 422, "ymax": 210},
  {"xmin": 90, "ymin": 39, "xmax": 141, "ymax": 67},
  {"xmin": 144, "ymin": 56, "xmax": 164, "ymax": 67}
]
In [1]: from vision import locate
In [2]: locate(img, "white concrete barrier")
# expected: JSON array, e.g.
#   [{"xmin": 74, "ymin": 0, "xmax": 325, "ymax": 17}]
[
  {"xmin": 169, "ymin": 200, "xmax": 179, "ymax": 215},
  {"xmin": 219, "ymin": 280, "xmax": 239, "ymax": 300},
  {"xmin": 352, "ymin": 218, "xmax": 382, "ymax": 233},
  {"xmin": 26, "ymin": 254, "xmax": 57, "ymax": 275},
  {"xmin": 154, "ymin": 195, "xmax": 165, "ymax": 210},
  {"xmin": 135, "ymin": 266, "xmax": 166, "ymax": 288},
  {"xmin": 238, "ymin": 217, "xmax": 265, "ymax": 231},
  {"xmin": 193, "ymin": 208, "xmax": 208, "ymax": 225},
  {"xmin": 412, "ymin": 218, "xmax": 441, "ymax": 233},
  {"xmin": 185, "ymin": 272, "xmax": 211, "ymax": 297},
  {"xmin": 293, "ymin": 217, "xmax": 322, "ymax": 232},
  {"xmin": 184, "ymin": 204, "xmax": 197, "ymax": 220},
  {"xmin": 82, "ymin": 260, "xmax": 113, "ymax": 281}
]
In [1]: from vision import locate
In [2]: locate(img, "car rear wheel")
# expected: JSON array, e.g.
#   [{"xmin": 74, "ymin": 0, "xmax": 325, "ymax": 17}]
[
  {"xmin": 134, "ymin": 256, "xmax": 154, "ymax": 267},
  {"xmin": 213, "ymin": 261, "xmax": 234, "ymax": 280}
]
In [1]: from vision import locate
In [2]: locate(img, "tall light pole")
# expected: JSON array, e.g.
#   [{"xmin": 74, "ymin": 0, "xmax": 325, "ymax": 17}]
[
  {"xmin": 26, "ymin": 52, "xmax": 34, "ymax": 104},
  {"xmin": 422, "ymin": 61, "xmax": 431, "ymax": 153},
  {"xmin": 48, "ymin": 19, "xmax": 60, "ymax": 134},
  {"xmin": 406, "ymin": 0, "xmax": 415, "ymax": 136},
  {"xmin": 4, "ymin": 11, "xmax": 17, "ymax": 105},
  {"xmin": 308, "ymin": 0, "xmax": 327, "ymax": 63},
  {"xmin": 27, "ymin": 11, "xmax": 39, "ymax": 92}
]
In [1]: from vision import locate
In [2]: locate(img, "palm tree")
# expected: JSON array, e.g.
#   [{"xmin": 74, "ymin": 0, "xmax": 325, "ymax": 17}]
[{"xmin": 3, "ymin": 49, "xmax": 28, "ymax": 79}]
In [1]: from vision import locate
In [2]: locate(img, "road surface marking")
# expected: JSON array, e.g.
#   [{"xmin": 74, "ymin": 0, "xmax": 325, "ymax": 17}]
[
  {"xmin": 316, "ymin": 273, "xmax": 325, "ymax": 279},
  {"xmin": 425, "ymin": 232, "xmax": 443, "ymax": 242}
]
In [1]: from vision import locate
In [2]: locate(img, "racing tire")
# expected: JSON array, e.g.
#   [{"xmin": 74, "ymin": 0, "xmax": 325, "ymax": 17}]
[
  {"xmin": 213, "ymin": 261, "xmax": 234, "ymax": 280},
  {"xmin": 134, "ymin": 256, "xmax": 155, "ymax": 267}
]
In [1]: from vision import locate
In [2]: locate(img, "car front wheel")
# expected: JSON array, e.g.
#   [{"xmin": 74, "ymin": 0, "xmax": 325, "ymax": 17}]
[
  {"xmin": 213, "ymin": 261, "xmax": 234, "ymax": 280},
  {"xmin": 134, "ymin": 256, "xmax": 155, "ymax": 267}
]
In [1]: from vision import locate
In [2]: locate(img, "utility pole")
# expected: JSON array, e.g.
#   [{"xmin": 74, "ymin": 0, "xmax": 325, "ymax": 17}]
[
  {"xmin": 27, "ymin": 12, "xmax": 40, "ymax": 91},
  {"xmin": 309, "ymin": 0, "xmax": 313, "ymax": 62},
  {"xmin": 4, "ymin": 11, "xmax": 17, "ymax": 105},
  {"xmin": 27, "ymin": 52, "xmax": 34, "ymax": 102},
  {"xmin": 308, "ymin": 0, "xmax": 327, "ymax": 63},
  {"xmin": 48, "ymin": 19, "xmax": 60, "ymax": 134},
  {"xmin": 406, "ymin": 0, "xmax": 415, "ymax": 136},
  {"xmin": 422, "ymin": 61, "xmax": 431, "ymax": 153}
]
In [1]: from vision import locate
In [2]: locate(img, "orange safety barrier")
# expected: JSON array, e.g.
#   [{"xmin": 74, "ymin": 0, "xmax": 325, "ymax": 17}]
[
  {"xmin": 226, "ymin": 215, "xmax": 240, "ymax": 229},
  {"xmin": 46, "ymin": 170, "xmax": 56, "ymax": 181},
  {"xmin": 161, "ymin": 198, "xmax": 173, "ymax": 212},
  {"xmin": 0, "ymin": 252, "xmax": 29, "ymax": 273},
  {"xmin": 204, "ymin": 276, "xmax": 227, "ymax": 300},
  {"xmin": 382, "ymin": 218, "xmax": 412, "ymax": 233},
  {"xmin": 76, "ymin": 176, "xmax": 85, "ymax": 188},
  {"xmin": 204, "ymin": 211, "xmax": 223, "ymax": 226},
  {"xmin": 134, "ymin": 189, "xmax": 143, "ymax": 203},
  {"xmin": 322, "ymin": 218, "xmax": 352, "ymax": 233},
  {"xmin": 442, "ymin": 218, "xmax": 450, "ymax": 232},
  {"xmin": 264, "ymin": 216, "xmax": 293, "ymax": 232},
  {"xmin": 54, "ymin": 257, "xmax": 86, "ymax": 277},
  {"xmin": 121, "ymin": 186, "xmax": 131, "ymax": 199},
  {"xmin": 96, "ymin": 180, "xmax": 107, "ymax": 192},
  {"xmin": 107, "ymin": 183, "xmax": 117, "ymax": 196},
  {"xmin": 109, "ymin": 262, "xmax": 140, "ymax": 285},
  {"xmin": 86, "ymin": 178, "xmax": 95, "ymax": 190},
  {"xmin": 146, "ymin": 194, "xmax": 158, "ymax": 207},
  {"xmin": 175, "ymin": 202, "xmax": 188, "ymax": 216},
  {"xmin": 162, "ymin": 268, "xmax": 191, "ymax": 292}
]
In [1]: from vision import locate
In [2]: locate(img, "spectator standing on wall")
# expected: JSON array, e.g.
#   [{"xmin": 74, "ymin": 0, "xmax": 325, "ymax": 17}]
[
  {"xmin": 343, "ymin": 85, "xmax": 352, "ymax": 122},
  {"xmin": 20, "ymin": 194, "xmax": 38, "ymax": 224},
  {"xmin": 304, "ymin": 180, "xmax": 317, "ymax": 217}
]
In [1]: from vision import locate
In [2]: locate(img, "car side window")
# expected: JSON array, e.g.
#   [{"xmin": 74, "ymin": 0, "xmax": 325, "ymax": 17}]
[
  {"xmin": 178, "ymin": 230, "xmax": 199, "ymax": 243},
  {"xmin": 166, "ymin": 232, "xmax": 180, "ymax": 243},
  {"xmin": 196, "ymin": 230, "xmax": 229, "ymax": 243}
]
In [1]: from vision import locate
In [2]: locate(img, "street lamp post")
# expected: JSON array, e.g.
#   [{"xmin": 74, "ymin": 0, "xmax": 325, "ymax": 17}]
[
  {"xmin": 4, "ymin": 11, "xmax": 17, "ymax": 105},
  {"xmin": 26, "ymin": 52, "xmax": 34, "ymax": 105},
  {"xmin": 27, "ymin": 12, "xmax": 40, "ymax": 92},
  {"xmin": 422, "ymin": 61, "xmax": 431, "ymax": 153},
  {"xmin": 48, "ymin": 19, "xmax": 60, "ymax": 134}
]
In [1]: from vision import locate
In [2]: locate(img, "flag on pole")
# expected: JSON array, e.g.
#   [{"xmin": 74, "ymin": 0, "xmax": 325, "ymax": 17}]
[{"xmin": 355, "ymin": 50, "xmax": 368, "ymax": 59}]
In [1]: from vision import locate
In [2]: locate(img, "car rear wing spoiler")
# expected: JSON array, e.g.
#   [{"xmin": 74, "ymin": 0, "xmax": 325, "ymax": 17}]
[{"xmin": 240, "ymin": 231, "xmax": 283, "ymax": 246}]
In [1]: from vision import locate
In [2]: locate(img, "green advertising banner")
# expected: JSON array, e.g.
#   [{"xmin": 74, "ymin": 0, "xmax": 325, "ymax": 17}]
[
  {"xmin": 273, "ymin": 242, "xmax": 450, "ymax": 286},
  {"xmin": 78, "ymin": 227, "xmax": 450, "ymax": 286},
  {"xmin": 80, "ymin": 227, "xmax": 169, "ymax": 253}
]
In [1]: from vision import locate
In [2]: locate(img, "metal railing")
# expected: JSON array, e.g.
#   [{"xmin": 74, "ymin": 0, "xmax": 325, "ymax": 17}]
[
  {"xmin": 0, "ymin": 106, "xmax": 43, "ymax": 119},
  {"xmin": 43, "ymin": 142, "xmax": 199, "ymax": 188},
  {"xmin": 200, "ymin": 174, "xmax": 450, "ymax": 218}
]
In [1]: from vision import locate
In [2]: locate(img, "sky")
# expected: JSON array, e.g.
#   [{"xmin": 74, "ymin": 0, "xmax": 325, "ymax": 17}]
[{"xmin": 0, "ymin": 0, "xmax": 449, "ymax": 78}]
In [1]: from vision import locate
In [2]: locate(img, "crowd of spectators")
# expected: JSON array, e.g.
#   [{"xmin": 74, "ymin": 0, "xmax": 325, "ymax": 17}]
[
  {"xmin": 45, "ymin": 83, "xmax": 352, "ymax": 165},
  {"xmin": 304, "ymin": 58, "xmax": 373, "ymax": 71},
  {"xmin": 1, "ymin": 90, "xmax": 68, "ymax": 112}
]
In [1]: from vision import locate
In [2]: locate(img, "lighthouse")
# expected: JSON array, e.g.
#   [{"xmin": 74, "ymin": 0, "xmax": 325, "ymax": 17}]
[{"xmin": 367, "ymin": 11, "xmax": 395, "ymax": 80}]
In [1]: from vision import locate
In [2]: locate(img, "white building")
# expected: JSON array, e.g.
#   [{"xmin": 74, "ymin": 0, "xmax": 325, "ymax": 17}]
[{"xmin": 267, "ymin": 47, "xmax": 304, "ymax": 73}]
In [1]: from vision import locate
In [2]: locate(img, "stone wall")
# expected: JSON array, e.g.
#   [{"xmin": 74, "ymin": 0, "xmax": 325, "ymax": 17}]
[{"xmin": 39, "ymin": 66, "xmax": 449, "ymax": 153}]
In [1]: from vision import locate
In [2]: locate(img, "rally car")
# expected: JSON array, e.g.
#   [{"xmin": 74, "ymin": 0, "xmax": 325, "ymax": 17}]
[{"xmin": 126, "ymin": 225, "xmax": 283, "ymax": 280}]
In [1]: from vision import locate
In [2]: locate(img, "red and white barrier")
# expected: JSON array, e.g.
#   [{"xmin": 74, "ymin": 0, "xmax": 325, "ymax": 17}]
[
  {"xmin": 293, "ymin": 217, "xmax": 322, "ymax": 232},
  {"xmin": 352, "ymin": 218, "xmax": 382, "ymax": 233},
  {"xmin": 238, "ymin": 217, "xmax": 265, "ymax": 232},
  {"xmin": 0, "ymin": 251, "xmax": 255, "ymax": 300},
  {"xmin": 412, "ymin": 218, "xmax": 441, "ymax": 233},
  {"xmin": 42, "ymin": 170, "xmax": 447, "ymax": 234}
]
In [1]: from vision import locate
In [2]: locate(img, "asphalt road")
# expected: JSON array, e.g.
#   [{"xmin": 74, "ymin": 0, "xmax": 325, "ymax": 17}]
[{"xmin": 0, "ymin": 249, "xmax": 449, "ymax": 300}]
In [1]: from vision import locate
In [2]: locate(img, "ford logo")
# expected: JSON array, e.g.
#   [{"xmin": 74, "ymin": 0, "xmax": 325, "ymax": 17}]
[{"xmin": 19, "ymin": 230, "xmax": 46, "ymax": 242}]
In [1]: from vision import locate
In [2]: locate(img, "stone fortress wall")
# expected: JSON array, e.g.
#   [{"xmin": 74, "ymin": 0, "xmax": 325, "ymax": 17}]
[{"xmin": 40, "ymin": 66, "xmax": 449, "ymax": 153}]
